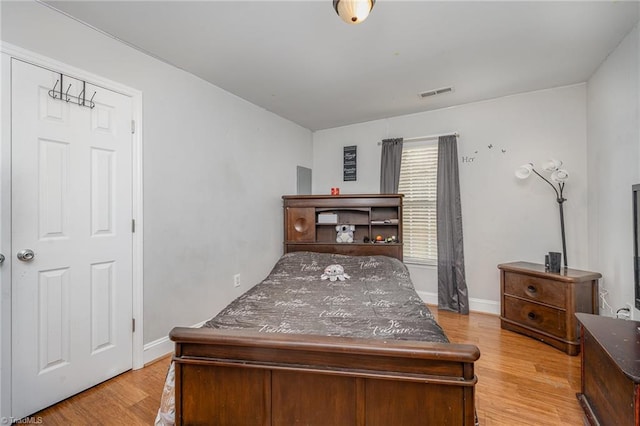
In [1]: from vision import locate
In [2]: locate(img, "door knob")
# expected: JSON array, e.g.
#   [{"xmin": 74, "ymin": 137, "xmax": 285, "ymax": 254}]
[
  {"xmin": 17, "ymin": 249, "xmax": 35, "ymax": 262},
  {"xmin": 0, "ymin": 254, "xmax": 4, "ymax": 264}
]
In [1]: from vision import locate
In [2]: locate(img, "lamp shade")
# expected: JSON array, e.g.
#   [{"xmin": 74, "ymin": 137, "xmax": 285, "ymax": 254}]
[
  {"xmin": 551, "ymin": 169, "xmax": 569, "ymax": 183},
  {"xmin": 542, "ymin": 159, "xmax": 563, "ymax": 172},
  {"xmin": 515, "ymin": 163, "xmax": 533, "ymax": 179},
  {"xmin": 333, "ymin": 0, "xmax": 375, "ymax": 24}
]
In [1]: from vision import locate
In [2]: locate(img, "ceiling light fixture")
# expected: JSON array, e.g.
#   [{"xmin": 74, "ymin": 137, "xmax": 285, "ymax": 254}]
[{"xmin": 333, "ymin": 0, "xmax": 375, "ymax": 25}]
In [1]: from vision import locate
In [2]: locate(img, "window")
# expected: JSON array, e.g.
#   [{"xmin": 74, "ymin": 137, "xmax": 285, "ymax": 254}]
[{"xmin": 398, "ymin": 142, "xmax": 438, "ymax": 265}]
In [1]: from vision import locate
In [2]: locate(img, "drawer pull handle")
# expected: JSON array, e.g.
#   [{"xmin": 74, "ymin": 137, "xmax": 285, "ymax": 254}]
[
  {"xmin": 527, "ymin": 285, "xmax": 537, "ymax": 294},
  {"xmin": 527, "ymin": 312, "xmax": 536, "ymax": 320}
]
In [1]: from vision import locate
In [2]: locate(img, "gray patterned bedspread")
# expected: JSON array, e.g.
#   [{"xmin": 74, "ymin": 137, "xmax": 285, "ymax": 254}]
[
  {"xmin": 155, "ymin": 251, "xmax": 450, "ymax": 425},
  {"xmin": 203, "ymin": 251, "xmax": 448, "ymax": 343}
]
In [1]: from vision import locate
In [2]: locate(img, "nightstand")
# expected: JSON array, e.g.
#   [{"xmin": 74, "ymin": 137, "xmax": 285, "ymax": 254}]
[{"xmin": 498, "ymin": 262, "xmax": 601, "ymax": 355}]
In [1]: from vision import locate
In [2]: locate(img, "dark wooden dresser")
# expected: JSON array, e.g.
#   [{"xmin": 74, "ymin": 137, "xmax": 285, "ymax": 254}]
[
  {"xmin": 498, "ymin": 262, "xmax": 600, "ymax": 355},
  {"xmin": 283, "ymin": 194, "xmax": 403, "ymax": 260},
  {"xmin": 576, "ymin": 313, "xmax": 640, "ymax": 426}
]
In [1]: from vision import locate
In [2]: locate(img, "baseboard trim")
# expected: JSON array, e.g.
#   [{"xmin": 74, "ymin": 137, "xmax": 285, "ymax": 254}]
[
  {"xmin": 143, "ymin": 336, "xmax": 173, "ymax": 366},
  {"xmin": 143, "ymin": 320, "xmax": 207, "ymax": 365},
  {"xmin": 417, "ymin": 290, "xmax": 439, "ymax": 306},
  {"xmin": 416, "ymin": 291, "xmax": 499, "ymax": 315}
]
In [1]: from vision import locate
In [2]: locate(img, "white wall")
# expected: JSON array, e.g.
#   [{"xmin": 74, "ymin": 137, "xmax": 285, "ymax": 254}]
[
  {"xmin": 313, "ymin": 85, "xmax": 589, "ymax": 312},
  {"xmin": 587, "ymin": 24, "xmax": 640, "ymax": 317},
  {"xmin": 1, "ymin": 2, "xmax": 312, "ymax": 345}
]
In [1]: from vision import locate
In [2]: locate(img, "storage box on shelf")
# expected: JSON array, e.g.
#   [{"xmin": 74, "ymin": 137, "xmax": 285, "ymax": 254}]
[{"xmin": 283, "ymin": 194, "xmax": 403, "ymax": 260}]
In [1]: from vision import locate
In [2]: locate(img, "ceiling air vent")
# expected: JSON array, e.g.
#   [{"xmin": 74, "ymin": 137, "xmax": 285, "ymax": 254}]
[{"xmin": 419, "ymin": 86, "xmax": 453, "ymax": 99}]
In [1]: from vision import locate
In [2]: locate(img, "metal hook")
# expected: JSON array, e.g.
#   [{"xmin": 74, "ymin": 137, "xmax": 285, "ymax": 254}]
[
  {"xmin": 50, "ymin": 79, "xmax": 60, "ymax": 99},
  {"xmin": 89, "ymin": 91, "xmax": 97, "ymax": 108},
  {"xmin": 64, "ymin": 83, "xmax": 72, "ymax": 102}
]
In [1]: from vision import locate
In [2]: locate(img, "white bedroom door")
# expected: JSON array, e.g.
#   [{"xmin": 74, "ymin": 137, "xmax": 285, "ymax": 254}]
[{"xmin": 11, "ymin": 59, "xmax": 134, "ymax": 418}]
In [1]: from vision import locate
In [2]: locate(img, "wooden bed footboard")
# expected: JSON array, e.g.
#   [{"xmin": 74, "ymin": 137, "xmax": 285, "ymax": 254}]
[{"xmin": 169, "ymin": 327, "xmax": 480, "ymax": 425}]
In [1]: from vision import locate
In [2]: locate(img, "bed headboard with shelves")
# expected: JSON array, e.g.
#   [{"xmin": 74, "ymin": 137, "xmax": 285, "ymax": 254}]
[{"xmin": 282, "ymin": 194, "xmax": 403, "ymax": 260}]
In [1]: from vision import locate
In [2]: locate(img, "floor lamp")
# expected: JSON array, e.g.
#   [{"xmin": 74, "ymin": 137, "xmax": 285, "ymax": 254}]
[{"xmin": 515, "ymin": 159, "xmax": 569, "ymax": 268}]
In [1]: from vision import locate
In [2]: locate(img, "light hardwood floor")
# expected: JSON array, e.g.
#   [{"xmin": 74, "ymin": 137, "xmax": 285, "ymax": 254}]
[
  {"xmin": 31, "ymin": 309, "xmax": 584, "ymax": 425},
  {"xmin": 431, "ymin": 308, "xmax": 584, "ymax": 426}
]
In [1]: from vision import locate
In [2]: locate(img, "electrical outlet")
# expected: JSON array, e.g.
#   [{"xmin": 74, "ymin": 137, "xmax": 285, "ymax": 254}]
[
  {"xmin": 626, "ymin": 302, "xmax": 635, "ymax": 320},
  {"xmin": 617, "ymin": 304, "xmax": 633, "ymax": 320},
  {"xmin": 233, "ymin": 274, "xmax": 241, "ymax": 288}
]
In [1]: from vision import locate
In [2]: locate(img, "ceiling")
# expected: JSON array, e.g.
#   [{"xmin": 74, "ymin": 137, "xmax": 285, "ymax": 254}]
[{"xmin": 43, "ymin": 1, "xmax": 640, "ymax": 131}]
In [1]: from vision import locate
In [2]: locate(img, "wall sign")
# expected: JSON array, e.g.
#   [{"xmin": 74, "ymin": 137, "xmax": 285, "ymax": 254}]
[{"xmin": 343, "ymin": 145, "xmax": 357, "ymax": 181}]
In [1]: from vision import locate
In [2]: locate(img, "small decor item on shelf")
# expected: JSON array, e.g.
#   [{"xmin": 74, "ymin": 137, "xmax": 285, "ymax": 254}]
[
  {"xmin": 331, "ymin": 187, "xmax": 340, "ymax": 195},
  {"xmin": 320, "ymin": 264, "xmax": 351, "ymax": 282},
  {"xmin": 335, "ymin": 224, "xmax": 355, "ymax": 243}
]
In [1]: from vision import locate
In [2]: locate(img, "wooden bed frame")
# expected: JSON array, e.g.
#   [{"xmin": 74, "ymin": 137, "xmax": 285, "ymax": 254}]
[
  {"xmin": 169, "ymin": 194, "xmax": 480, "ymax": 424},
  {"xmin": 170, "ymin": 321, "xmax": 480, "ymax": 425}
]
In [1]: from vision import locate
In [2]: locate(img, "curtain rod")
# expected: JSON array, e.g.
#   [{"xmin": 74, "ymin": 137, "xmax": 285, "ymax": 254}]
[{"xmin": 377, "ymin": 132, "xmax": 459, "ymax": 145}]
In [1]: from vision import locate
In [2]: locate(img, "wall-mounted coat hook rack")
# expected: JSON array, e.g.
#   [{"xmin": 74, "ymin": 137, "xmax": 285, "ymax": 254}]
[{"xmin": 48, "ymin": 73, "xmax": 96, "ymax": 109}]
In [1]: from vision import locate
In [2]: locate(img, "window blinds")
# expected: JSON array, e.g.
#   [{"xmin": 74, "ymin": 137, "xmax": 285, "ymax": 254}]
[{"xmin": 398, "ymin": 143, "xmax": 438, "ymax": 264}]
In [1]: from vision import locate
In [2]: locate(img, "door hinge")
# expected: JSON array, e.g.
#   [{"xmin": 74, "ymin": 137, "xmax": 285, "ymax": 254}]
[
  {"xmin": 132, "ymin": 318, "xmax": 136, "ymax": 333},
  {"xmin": 132, "ymin": 219, "xmax": 136, "ymax": 233},
  {"xmin": 131, "ymin": 120, "xmax": 136, "ymax": 134}
]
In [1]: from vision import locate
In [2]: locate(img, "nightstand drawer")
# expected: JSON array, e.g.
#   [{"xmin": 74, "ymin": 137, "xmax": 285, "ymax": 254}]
[
  {"xmin": 504, "ymin": 272, "xmax": 566, "ymax": 308},
  {"xmin": 503, "ymin": 296, "xmax": 566, "ymax": 338}
]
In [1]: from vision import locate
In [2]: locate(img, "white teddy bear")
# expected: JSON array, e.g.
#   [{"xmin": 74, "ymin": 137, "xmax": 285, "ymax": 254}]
[
  {"xmin": 321, "ymin": 264, "xmax": 351, "ymax": 282},
  {"xmin": 335, "ymin": 224, "xmax": 355, "ymax": 243}
]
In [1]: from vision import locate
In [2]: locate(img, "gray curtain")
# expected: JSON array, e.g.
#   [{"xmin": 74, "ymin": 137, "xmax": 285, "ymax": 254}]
[
  {"xmin": 379, "ymin": 138, "xmax": 404, "ymax": 193},
  {"xmin": 437, "ymin": 135, "xmax": 469, "ymax": 314}
]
